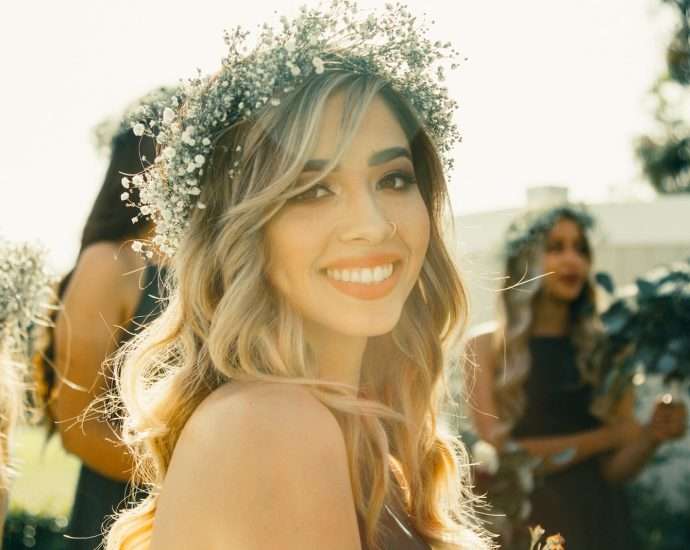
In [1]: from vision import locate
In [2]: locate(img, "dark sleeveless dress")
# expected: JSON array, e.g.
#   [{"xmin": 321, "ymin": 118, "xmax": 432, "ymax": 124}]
[
  {"xmin": 511, "ymin": 336, "xmax": 634, "ymax": 550},
  {"xmin": 65, "ymin": 264, "xmax": 166, "ymax": 549}
]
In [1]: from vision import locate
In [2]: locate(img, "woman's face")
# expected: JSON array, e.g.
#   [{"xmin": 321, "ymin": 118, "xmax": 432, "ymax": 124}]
[
  {"xmin": 264, "ymin": 92, "xmax": 431, "ymax": 338},
  {"xmin": 541, "ymin": 218, "xmax": 591, "ymax": 302}
]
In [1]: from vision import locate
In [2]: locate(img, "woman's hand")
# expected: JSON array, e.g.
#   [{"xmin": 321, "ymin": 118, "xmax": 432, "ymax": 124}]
[{"xmin": 644, "ymin": 400, "xmax": 687, "ymax": 444}]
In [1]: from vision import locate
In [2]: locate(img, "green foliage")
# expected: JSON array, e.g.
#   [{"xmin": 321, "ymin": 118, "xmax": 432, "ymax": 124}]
[
  {"xmin": 628, "ymin": 475, "xmax": 690, "ymax": 550},
  {"xmin": 2, "ymin": 510, "xmax": 67, "ymax": 550},
  {"xmin": 598, "ymin": 260, "xmax": 690, "ymax": 386}
]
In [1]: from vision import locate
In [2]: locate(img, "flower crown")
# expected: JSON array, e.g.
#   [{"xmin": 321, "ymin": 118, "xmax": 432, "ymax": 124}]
[
  {"xmin": 92, "ymin": 86, "xmax": 179, "ymax": 155},
  {"xmin": 0, "ymin": 239, "xmax": 54, "ymax": 354},
  {"xmin": 504, "ymin": 204, "xmax": 595, "ymax": 261},
  {"xmin": 125, "ymin": 1, "xmax": 462, "ymax": 257}
]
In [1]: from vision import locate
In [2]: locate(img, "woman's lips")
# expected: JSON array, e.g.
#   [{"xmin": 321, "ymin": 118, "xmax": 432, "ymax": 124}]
[{"xmin": 559, "ymin": 274, "xmax": 583, "ymax": 286}]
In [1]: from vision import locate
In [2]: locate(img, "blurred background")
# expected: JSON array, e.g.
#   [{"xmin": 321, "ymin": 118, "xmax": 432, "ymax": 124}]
[{"xmin": 1, "ymin": 0, "xmax": 689, "ymax": 548}]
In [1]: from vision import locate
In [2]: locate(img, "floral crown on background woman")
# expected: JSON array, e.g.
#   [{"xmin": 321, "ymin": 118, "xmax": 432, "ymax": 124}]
[
  {"xmin": 0, "ymin": 239, "xmax": 54, "ymax": 355},
  {"xmin": 123, "ymin": 0, "xmax": 462, "ymax": 257},
  {"xmin": 503, "ymin": 204, "xmax": 595, "ymax": 261}
]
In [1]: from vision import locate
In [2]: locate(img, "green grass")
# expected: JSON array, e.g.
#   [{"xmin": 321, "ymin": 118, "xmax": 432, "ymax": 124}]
[{"xmin": 9, "ymin": 425, "xmax": 80, "ymax": 519}]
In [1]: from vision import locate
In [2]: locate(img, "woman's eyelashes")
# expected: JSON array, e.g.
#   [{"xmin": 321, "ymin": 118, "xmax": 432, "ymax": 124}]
[
  {"xmin": 290, "ymin": 170, "xmax": 417, "ymax": 202},
  {"xmin": 291, "ymin": 183, "xmax": 333, "ymax": 202},
  {"xmin": 377, "ymin": 170, "xmax": 417, "ymax": 191}
]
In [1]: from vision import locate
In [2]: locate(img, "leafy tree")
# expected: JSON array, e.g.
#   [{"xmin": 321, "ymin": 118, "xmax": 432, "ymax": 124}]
[{"xmin": 637, "ymin": 0, "xmax": 690, "ymax": 193}]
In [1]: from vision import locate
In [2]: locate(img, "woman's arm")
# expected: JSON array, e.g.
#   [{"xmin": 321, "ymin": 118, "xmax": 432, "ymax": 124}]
[
  {"xmin": 600, "ymin": 389, "xmax": 687, "ymax": 484},
  {"xmin": 51, "ymin": 243, "xmax": 138, "ymax": 481},
  {"xmin": 151, "ymin": 384, "xmax": 362, "ymax": 550},
  {"xmin": 467, "ymin": 331, "xmax": 635, "ymax": 474}
]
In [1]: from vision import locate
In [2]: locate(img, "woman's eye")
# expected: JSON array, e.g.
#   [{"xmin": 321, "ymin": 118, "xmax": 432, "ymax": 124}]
[
  {"xmin": 378, "ymin": 172, "xmax": 417, "ymax": 191},
  {"xmin": 291, "ymin": 183, "xmax": 332, "ymax": 202}
]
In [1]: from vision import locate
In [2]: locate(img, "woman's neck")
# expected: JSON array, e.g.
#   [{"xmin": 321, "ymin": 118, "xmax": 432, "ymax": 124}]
[
  {"xmin": 531, "ymin": 292, "xmax": 570, "ymax": 337},
  {"xmin": 303, "ymin": 321, "xmax": 367, "ymax": 388}
]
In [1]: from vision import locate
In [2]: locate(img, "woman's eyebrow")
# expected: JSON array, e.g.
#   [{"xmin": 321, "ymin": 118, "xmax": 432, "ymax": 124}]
[
  {"xmin": 302, "ymin": 147, "xmax": 412, "ymax": 172},
  {"xmin": 368, "ymin": 146, "xmax": 412, "ymax": 166}
]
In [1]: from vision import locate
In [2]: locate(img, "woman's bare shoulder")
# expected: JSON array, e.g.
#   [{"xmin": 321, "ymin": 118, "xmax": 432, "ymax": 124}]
[
  {"xmin": 72, "ymin": 242, "xmax": 145, "ymax": 286},
  {"xmin": 152, "ymin": 382, "xmax": 361, "ymax": 549},
  {"xmin": 185, "ymin": 382, "xmax": 343, "ymax": 444}
]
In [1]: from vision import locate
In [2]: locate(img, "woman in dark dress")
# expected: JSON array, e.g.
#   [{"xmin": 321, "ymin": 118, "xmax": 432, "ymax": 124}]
[
  {"xmin": 38, "ymin": 105, "xmax": 167, "ymax": 549},
  {"xmin": 469, "ymin": 205, "xmax": 686, "ymax": 549}
]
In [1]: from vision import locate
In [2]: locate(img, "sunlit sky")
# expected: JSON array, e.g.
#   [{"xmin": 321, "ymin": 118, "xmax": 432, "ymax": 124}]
[{"xmin": 0, "ymin": 0, "xmax": 675, "ymax": 270}]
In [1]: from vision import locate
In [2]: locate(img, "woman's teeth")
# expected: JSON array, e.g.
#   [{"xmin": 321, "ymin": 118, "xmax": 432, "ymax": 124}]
[{"xmin": 326, "ymin": 264, "xmax": 394, "ymax": 284}]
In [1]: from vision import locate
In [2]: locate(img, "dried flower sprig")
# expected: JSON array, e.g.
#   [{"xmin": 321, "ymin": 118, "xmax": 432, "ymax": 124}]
[
  {"xmin": 529, "ymin": 525, "xmax": 566, "ymax": 550},
  {"xmin": 126, "ymin": 0, "xmax": 462, "ymax": 257}
]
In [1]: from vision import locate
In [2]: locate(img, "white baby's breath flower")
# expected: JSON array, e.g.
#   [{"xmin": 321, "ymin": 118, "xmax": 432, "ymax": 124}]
[
  {"xmin": 312, "ymin": 56, "xmax": 325, "ymax": 74},
  {"xmin": 286, "ymin": 61, "xmax": 301, "ymax": 76},
  {"xmin": 131, "ymin": 241, "xmax": 143, "ymax": 253},
  {"xmin": 132, "ymin": 122, "xmax": 146, "ymax": 137},
  {"xmin": 121, "ymin": 177, "xmax": 130, "ymax": 189},
  {"xmin": 472, "ymin": 440, "xmax": 499, "ymax": 475},
  {"xmin": 120, "ymin": 192, "xmax": 129, "ymax": 201},
  {"xmin": 162, "ymin": 107, "xmax": 176, "ymax": 124},
  {"xmin": 194, "ymin": 154, "xmax": 205, "ymax": 166}
]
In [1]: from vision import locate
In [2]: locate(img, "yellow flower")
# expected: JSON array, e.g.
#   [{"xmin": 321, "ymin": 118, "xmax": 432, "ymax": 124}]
[{"xmin": 545, "ymin": 533, "xmax": 566, "ymax": 550}]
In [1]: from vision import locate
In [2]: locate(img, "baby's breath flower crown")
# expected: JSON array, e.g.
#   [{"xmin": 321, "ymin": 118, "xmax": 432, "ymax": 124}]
[
  {"xmin": 126, "ymin": 0, "xmax": 462, "ymax": 257},
  {"xmin": 0, "ymin": 239, "xmax": 54, "ymax": 355},
  {"xmin": 504, "ymin": 204, "xmax": 595, "ymax": 261}
]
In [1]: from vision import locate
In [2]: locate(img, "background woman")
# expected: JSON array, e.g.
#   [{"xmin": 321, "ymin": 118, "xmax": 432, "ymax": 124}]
[
  {"xmin": 105, "ymin": 4, "xmax": 490, "ymax": 550},
  {"xmin": 468, "ymin": 205, "xmax": 687, "ymax": 549},
  {"xmin": 40, "ymin": 98, "xmax": 168, "ymax": 549}
]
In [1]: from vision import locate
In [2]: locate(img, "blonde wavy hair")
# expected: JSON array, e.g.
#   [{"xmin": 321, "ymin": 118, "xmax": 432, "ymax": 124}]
[
  {"xmin": 0, "ymin": 335, "xmax": 32, "ymax": 502},
  {"xmin": 490, "ymin": 211, "xmax": 605, "ymax": 433},
  {"xmin": 105, "ymin": 72, "xmax": 491, "ymax": 550}
]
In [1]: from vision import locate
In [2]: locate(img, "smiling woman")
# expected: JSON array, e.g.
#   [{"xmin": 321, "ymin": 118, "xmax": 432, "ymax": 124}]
[{"xmin": 103, "ymin": 4, "xmax": 491, "ymax": 550}]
